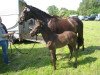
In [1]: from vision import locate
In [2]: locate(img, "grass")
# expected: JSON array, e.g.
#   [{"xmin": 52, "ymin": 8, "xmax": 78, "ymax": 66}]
[{"xmin": 0, "ymin": 21, "xmax": 100, "ymax": 75}]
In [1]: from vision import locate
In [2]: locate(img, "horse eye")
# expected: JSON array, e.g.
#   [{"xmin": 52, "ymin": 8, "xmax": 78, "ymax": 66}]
[{"xmin": 27, "ymin": 8, "xmax": 30, "ymax": 12}]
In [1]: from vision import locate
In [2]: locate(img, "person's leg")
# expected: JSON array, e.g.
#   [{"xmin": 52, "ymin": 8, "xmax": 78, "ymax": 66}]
[{"xmin": 0, "ymin": 40, "xmax": 9, "ymax": 64}]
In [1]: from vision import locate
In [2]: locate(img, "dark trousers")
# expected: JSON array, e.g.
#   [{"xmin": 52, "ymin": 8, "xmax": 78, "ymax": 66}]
[{"xmin": 0, "ymin": 40, "xmax": 9, "ymax": 64}]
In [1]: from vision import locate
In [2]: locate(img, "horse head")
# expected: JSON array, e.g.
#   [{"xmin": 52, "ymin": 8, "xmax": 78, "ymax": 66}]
[
  {"xmin": 18, "ymin": 5, "xmax": 36, "ymax": 25},
  {"xmin": 18, "ymin": 4, "xmax": 53, "ymax": 25},
  {"xmin": 30, "ymin": 20, "xmax": 43, "ymax": 37}
]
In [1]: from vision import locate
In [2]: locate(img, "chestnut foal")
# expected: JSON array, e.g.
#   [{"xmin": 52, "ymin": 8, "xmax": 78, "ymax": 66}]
[{"xmin": 30, "ymin": 20, "xmax": 78, "ymax": 70}]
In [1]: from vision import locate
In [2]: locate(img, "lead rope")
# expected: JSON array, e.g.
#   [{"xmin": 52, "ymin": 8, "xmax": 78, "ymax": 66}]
[{"xmin": 9, "ymin": 34, "xmax": 38, "ymax": 54}]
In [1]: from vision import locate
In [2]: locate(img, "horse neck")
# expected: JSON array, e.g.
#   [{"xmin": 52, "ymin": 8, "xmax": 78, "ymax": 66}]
[
  {"xmin": 41, "ymin": 26, "xmax": 56, "ymax": 43},
  {"xmin": 30, "ymin": 6, "xmax": 53, "ymax": 23},
  {"xmin": 32, "ymin": 14, "xmax": 48, "ymax": 25}
]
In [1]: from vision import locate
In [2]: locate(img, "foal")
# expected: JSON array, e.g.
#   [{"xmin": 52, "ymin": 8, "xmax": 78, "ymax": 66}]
[{"xmin": 30, "ymin": 20, "xmax": 78, "ymax": 70}]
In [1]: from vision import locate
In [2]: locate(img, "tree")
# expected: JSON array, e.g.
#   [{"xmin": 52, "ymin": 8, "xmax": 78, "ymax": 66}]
[
  {"xmin": 78, "ymin": 0, "xmax": 100, "ymax": 15},
  {"xmin": 58, "ymin": 8, "xmax": 69, "ymax": 17},
  {"xmin": 47, "ymin": 5, "xmax": 59, "ymax": 16},
  {"xmin": 47, "ymin": 6, "xmax": 77, "ymax": 17}
]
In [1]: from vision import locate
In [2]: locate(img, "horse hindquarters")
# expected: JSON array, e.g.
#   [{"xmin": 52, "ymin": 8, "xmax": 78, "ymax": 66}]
[{"xmin": 65, "ymin": 31, "xmax": 78, "ymax": 68}]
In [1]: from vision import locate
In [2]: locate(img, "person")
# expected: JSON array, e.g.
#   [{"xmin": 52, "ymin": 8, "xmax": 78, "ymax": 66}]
[{"xmin": 0, "ymin": 16, "xmax": 14, "ymax": 64}]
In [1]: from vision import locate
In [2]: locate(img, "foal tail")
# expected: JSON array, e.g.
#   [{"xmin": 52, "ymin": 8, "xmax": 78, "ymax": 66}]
[{"xmin": 72, "ymin": 17, "xmax": 84, "ymax": 50}]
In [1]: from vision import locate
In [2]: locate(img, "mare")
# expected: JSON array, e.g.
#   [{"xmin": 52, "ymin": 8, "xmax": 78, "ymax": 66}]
[
  {"xmin": 30, "ymin": 20, "xmax": 78, "ymax": 70},
  {"xmin": 18, "ymin": 4, "xmax": 84, "ymax": 50}
]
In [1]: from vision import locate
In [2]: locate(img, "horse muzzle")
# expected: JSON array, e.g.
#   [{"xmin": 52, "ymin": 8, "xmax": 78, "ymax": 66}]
[{"xmin": 18, "ymin": 20, "xmax": 24, "ymax": 25}]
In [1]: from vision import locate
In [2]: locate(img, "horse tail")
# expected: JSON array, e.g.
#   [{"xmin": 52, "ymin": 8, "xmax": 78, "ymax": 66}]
[
  {"xmin": 72, "ymin": 17, "xmax": 84, "ymax": 49},
  {"xmin": 77, "ymin": 19, "xmax": 84, "ymax": 49},
  {"xmin": 78, "ymin": 21, "xmax": 84, "ymax": 46}
]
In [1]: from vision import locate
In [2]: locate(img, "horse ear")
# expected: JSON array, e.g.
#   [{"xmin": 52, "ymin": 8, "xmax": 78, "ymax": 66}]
[
  {"xmin": 24, "ymin": 7, "xmax": 30, "ymax": 12},
  {"xmin": 24, "ymin": 3, "xmax": 31, "ymax": 12}
]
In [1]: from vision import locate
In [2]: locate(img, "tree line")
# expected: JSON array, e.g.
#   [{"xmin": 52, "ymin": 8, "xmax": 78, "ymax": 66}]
[{"xmin": 47, "ymin": 0, "xmax": 100, "ymax": 17}]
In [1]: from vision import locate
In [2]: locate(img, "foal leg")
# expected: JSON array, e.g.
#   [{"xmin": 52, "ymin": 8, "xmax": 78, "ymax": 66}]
[
  {"xmin": 47, "ymin": 41, "xmax": 57, "ymax": 60},
  {"xmin": 68, "ymin": 44, "xmax": 73, "ymax": 61},
  {"xmin": 49, "ymin": 49, "xmax": 56, "ymax": 70}
]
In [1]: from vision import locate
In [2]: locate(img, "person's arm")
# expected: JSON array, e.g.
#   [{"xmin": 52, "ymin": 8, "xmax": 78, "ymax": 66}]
[
  {"xmin": 2, "ymin": 32, "xmax": 15, "ymax": 37},
  {"xmin": 1, "ymin": 23, "xmax": 8, "ymax": 33}
]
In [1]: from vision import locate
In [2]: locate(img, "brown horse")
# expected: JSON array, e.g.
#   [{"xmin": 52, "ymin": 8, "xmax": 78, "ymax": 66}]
[
  {"xmin": 30, "ymin": 20, "xmax": 78, "ymax": 70},
  {"xmin": 18, "ymin": 4, "xmax": 84, "ymax": 50}
]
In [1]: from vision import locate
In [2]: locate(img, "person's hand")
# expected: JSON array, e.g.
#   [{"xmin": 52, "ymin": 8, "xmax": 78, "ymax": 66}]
[
  {"xmin": 8, "ymin": 31, "xmax": 15, "ymax": 35},
  {"xmin": 2, "ymin": 31, "xmax": 15, "ymax": 37}
]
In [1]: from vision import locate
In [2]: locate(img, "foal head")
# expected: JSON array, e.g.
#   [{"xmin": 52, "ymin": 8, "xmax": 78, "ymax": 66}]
[{"xmin": 30, "ymin": 20, "xmax": 43, "ymax": 37}]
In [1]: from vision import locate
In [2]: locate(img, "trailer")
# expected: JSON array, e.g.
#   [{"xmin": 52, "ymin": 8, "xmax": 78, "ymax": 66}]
[
  {"xmin": 0, "ymin": 0, "xmax": 43, "ymax": 54},
  {"xmin": 8, "ymin": 0, "xmax": 38, "ymax": 41},
  {"xmin": 0, "ymin": 0, "xmax": 42, "ymax": 42}
]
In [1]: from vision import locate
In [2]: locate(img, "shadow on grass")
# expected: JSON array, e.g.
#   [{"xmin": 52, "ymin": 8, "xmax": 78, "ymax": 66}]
[
  {"xmin": 79, "ymin": 45, "xmax": 100, "ymax": 56},
  {"xmin": 59, "ymin": 45, "xmax": 100, "ymax": 59},
  {"xmin": 0, "ymin": 45, "xmax": 99, "ymax": 73},
  {"xmin": 85, "ymin": 46, "xmax": 100, "ymax": 51},
  {"xmin": 66, "ymin": 56, "xmax": 97, "ymax": 68},
  {"xmin": 0, "ymin": 46, "xmax": 51, "ymax": 74},
  {"xmin": 12, "ymin": 39, "xmax": 40, "ymax": 44},
  {"xmin": 57, "ymin": 46, "xmax": 99, "ymax": 68}
]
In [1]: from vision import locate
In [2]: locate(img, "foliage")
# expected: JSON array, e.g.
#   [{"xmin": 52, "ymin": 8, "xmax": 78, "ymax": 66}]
[
  {"xmin": 58, "ymin": 8, "xmax": 69, "ymax": 17},
  {"xmin": 58, "ymin": 8, "xmax": 77, "ymax": 17},
  {"xmin": 0, "ymin": 21, "xmax": 100, "ymax": 75},
  {"xmin": 78, "ymin": 0, "xmax": 100, "ymax": 15},
  {"xmin": 47, "ymin": 5, "xmax": 59, "ymax": 16},
  {"xmin": 47, "ymin": 0, "xmax": 100, "ymax": 16},
  {"xmin": 47, "ymin": 5, "xmax": 77, "ymax": 17}
]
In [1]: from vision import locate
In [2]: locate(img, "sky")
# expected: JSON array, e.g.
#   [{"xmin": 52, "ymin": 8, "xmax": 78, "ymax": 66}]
[
  {"xmin": 25, "ymin": 0, "xmax": 82, "ymax": 12},
  {"xmin": 0, "ymin": 0, "xmax": 82, "ymax": 28}
]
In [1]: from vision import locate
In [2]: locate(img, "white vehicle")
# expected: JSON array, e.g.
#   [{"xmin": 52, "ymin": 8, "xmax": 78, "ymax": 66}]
[
  {"xmin": 95, "ymin": 14, "xmax": 100, "ymax": 21},
  {"xmin": 78, "ymin": 15, "xmax": 85, "ymax": 20}
]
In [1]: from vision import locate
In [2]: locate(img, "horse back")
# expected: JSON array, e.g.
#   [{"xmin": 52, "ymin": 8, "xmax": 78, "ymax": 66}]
[
  {"xmin": 57, "ymin": 31, "xmax": 77, "ymax": 43},
  {"xmin": 50, "ymin": 31, "xmax": 77, "ymax": 48},
  {"xmin": 48, "ymin": 18, "xmax": 77, "ymax": 33}
]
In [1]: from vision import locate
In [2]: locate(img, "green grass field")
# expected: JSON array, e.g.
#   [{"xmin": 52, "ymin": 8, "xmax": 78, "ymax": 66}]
[{"xmin": 0, "ymin": 21, "xmax": 100, "ymax": 75}]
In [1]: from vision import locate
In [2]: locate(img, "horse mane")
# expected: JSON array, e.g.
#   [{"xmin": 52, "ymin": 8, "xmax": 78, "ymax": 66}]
[{"xmin": 27, "ymin": 5, "xmax": 54, "ymax": 19}]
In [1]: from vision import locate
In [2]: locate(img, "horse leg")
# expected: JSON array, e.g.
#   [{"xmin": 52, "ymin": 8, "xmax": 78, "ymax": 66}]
[
  {"xmin": 49, "ymin": 49, "xmax": 56, "ymax": 70},
  {"xmin": 77, "ymin": 37, "xmax": 80, "ymax": 50},
  {"xmin": 68, "ymin": 44, "xmax": 73, "ymax": 61},
  {"xmin": 47, "ymin": 41, "xmax": 57, "ymax": 60},
  {"xmin": 77, "ymin": 44, "xmax": 79, "ymax": 50},
  {"xmin": 73, "ymin": 46, "xmax": 78, "ymax": 68},
  {"xmin": 82, "ymin": 39, "xmax": 84, "ymax": 51},
  {"xmin": 77, "ymin": 37, "xmax": 84, "ymax": 51}
]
